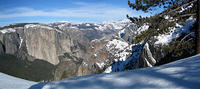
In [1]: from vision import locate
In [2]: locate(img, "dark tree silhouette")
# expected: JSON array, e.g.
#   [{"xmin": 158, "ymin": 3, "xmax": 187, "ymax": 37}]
[{"xmin": 197, "ymin": 0, "xmax": 200, "ymax": 54}]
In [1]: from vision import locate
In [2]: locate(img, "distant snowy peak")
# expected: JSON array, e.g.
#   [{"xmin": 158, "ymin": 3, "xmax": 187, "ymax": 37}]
[
  {"xmin": 100, "ymin": 19, "xmax": 131, "ymax": 30},
  {"xmin": 49, "ymin": 19, "xmax": 131, "ymax": 31}
]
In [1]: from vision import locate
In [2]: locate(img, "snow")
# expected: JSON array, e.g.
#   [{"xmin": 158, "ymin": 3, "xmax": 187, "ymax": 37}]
[
  {"xmin": 106, "ymin": 39, "xmax": 128, "ymax": 51},
  {"xmin": 25, "ymin": 24, "xmax": 38, "ymax": 28},
  {"xmin": 1, "ymin": 54, "xmax": 200, "ymax": 89},
  {"xmin": 104, "ymin": 66, "xmax": 112, "ymax": 73},
  {"xmin": 82, "ymin": 61, "xmax": 88, "ymax": 66},
  {"xmin": 86, "ymin": 23, "xmax": 90, "ymax": 26},
  {"xmin": 155, "ymin": 17, "xmax": 196, "ymax": 45},
  {"xmin": 117, "ymin": 24, "xmax": 130, "ymax": 38},
  {"xmin": 93, "ymin": 19, "xmax": 130, "ymax": 31},
  {"xmin": 96, "ymin": 62, "xmax": 105, "ymax": 69},
  {"xmin": 19, "ymin": 36, "xmax": 23, "ymax": 49},
  {"xmin": 58, "ymin": 23, "xmax": 67, "ymax": 29},
  {"xmin": 106, "ymin": 39, "xmax": 132, "ymax": 61},
  {"xmin": 70, "ymin": 26, "xmax": 78, "ymax": 29},
  {"xmin": 94, "ymin": 54, "xmax": 97, "ymax": 57},
  {"xmin": 25, "ymin": 24, "xmax": 63, "ymax": 33},
  {"xmin": 36, "ymin": 54, "xmax": 200, "ymax": 89},
  {"xmin": 155, "ymin": 27, "xmax": 177, "ymax": 45},
  {"xmin": 164, "ymin": 15, "xmax": 173, "ymax": 20},
  {"xmin": 179, "ymin": 3, "xmax": 193, "ymax": 13},
  {"xmin": 112, "ymin": 43, "xmax": 144, "ymax": 71},
  {"xmin": 0, "ymin": 73, "xmax": 36, "ymax": 89},
  {"xmin": 0, "ymin": 28, "xmax": 16, "ymax": 34},
  {"xmin": 134, "ymin": 23, "xmax": 149, "ymax": 34},
  {"xmin": 181, "ymin": 17, "xmax": 196, "ymax": 34},
  {"xmin": 118, "ymin": 28, "xmax": 125, "ymax": 38},
  {"xmin": 45, "ymin": 19, "xmax": 130, "ymax": 32}
]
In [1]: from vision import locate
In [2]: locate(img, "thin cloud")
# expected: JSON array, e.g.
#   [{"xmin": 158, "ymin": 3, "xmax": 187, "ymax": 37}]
[
  {"xmin": 0, "ymin": 3, "xmax": 149, "ymax": 20},
  {"xmin": 73, "ymin": 1, "xmax": 89, "ymax": 6}
]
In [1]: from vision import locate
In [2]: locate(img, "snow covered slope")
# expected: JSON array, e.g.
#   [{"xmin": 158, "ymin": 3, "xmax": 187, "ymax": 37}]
[
  {"xmin": 0, "ymin": 73, "xmax": 36, "ymax": 89},
  {"xmin": 0, "ymin": 55, "xmax": 199, "ymax": 89},
  {"xmin": 31, "ymin": 54, "xmax": 199, "ymax": 89}
]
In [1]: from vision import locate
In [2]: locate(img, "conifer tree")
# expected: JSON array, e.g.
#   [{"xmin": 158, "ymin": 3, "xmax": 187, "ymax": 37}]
[
  {"xmin": 197, "ymin": 0, "xmax": 200, "ymax": 53},
  {"xmin": 127, "ymin": 0, "xmax": 199, "ymax": 54}
]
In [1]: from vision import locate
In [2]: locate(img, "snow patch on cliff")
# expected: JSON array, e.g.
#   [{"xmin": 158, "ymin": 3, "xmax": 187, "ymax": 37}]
[
  {"xmin": 25, "ymin": 24, "xmax": 62, "ymax": 33},
  {"xmin": 96, "ymin": 62, "xmax": 105, "ymax": 69},
  {"xmin": 0, "ymin": 28, "xmax": 16, "ymax": 34},
  {"xmin": 19, "ymin": 36, "xmax": 23, "ymax": 49},
  {"xmin": 106, "ymin": 39, "xmax": 132, "ymax": 61}
]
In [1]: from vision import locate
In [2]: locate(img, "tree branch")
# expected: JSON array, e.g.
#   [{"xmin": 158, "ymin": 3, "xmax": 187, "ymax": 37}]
[
  {"xmin": 174, "ymin": 13, "xmax": 196, "ymax": 19},
  {"xmin": 160, "ymin": 0, "xmax": 197, "ymax": 16}
]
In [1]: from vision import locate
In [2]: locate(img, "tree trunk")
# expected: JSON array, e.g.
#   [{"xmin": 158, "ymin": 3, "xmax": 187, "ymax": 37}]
[{"xmin": 197, "ymin": 0, "xmax": 200, "ymax": 54}]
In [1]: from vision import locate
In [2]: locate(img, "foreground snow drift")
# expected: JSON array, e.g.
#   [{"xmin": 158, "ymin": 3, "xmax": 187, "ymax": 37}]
[
  {"xmin": 0, "ymin": 73, "xmax": 36, "ymax": 89},
  {"xmin": 1, "ymin": 54, "xmax": 200, "ymax": 89},
  {"xmin": 41, "ymin": 54, "xmax": 200, "ymax": 89}
]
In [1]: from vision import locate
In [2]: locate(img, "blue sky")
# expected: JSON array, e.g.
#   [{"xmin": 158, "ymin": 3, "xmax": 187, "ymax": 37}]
[{"xmin": 0, "ymin": 0, "xmax": 162, "ymax": 26}]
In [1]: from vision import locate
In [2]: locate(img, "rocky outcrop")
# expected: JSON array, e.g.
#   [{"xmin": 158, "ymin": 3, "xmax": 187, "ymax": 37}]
[
  {"xmin": 111, "ymin": 38, "xmax": 157, "ymax": 72},
  {"xmin": 0, "ymin": 32, "xmax": 20, "ymax": 54},
  {"xmin": 137, "ymin": 43, "xmax": 156, "ymax": 68}
]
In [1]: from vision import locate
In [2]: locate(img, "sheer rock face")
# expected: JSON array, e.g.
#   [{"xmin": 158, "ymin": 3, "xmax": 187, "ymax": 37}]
[
  {"xmin": 0, "ymin": 32, "xmax": 20, "ymax": 54},
  {"xmin": 22, "ymin": 24, "xmax": 89, "ymax": 65},
  {"xmin": 24, "ymin": 25, "xmax": 60, "ymax": 65},
  {"xmin": 0, "ymin": 24, "xmax": 89, "ymax": 65}
]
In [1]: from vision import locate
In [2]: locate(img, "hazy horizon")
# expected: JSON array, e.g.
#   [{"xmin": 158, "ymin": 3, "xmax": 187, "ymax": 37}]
[{"xmin": 0, "ymin": 0, "xmax": 163, "ymax": 26}]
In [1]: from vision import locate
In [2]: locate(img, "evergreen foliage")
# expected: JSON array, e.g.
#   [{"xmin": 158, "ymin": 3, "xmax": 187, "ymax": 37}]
[
  {"xmin": 0, "ymin": 54, "xmax": 55, "ymax": 82},
  {"xmin": 128, "ymin": 0, "xmax": 197, "ymax": 64}
]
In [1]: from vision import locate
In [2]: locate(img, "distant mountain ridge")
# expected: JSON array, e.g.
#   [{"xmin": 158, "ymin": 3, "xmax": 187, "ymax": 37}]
[{"xmin": 0, "ymin": 19, "xmax": 137, "ymax": 81}]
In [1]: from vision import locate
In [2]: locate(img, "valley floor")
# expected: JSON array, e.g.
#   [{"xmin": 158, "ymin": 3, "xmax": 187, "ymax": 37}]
[{"xmin": 1, "ymin": 54, "xmax": 200, "ymax": 89}]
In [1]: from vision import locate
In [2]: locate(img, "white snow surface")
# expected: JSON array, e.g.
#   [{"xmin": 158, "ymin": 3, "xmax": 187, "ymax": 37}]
[
  {"xmin": 134, "ymin": 23, "xmax": 149, "ymax": 34},
  {"xmin": 164, "ymin": 15, "xmax": 173, "ymax": 20},
  {"xmin": 0, "ymin": 73, "xmax": 36, "ymax": 89},
  {"xmin": 104, "ymin": 66, "xmax": 112, "ymax": 73},
  {"xmin": 179, "ymin": 3, "xmax": 193, "ymax": 13},
  {"xmin": 25, "ymin": 24, "xmax": 62, "ymax": 33},
  {"xmin": 155, "ymin": 17, "xmax": 196, "ymax": 45},
  {"xmin": 0, "ymin": 28, "xmax": 16, "ymax": 34},
  {"xmin": 1, "ymin": 54, "xmax": 200, "ymax": 89},
  {"xmin": 19, "ymin": 36, "xmax": 23, "ymax": 49},
  {"xmin": 95, "ymin": 19, "xmax": 130, "ymax": 31},
  {"xmin": 44, "ymin": 54, "xmax": 200, "ymax": 89},
  {"xmin": 50, "ymin": 19, "xmax": 130, "ymax": 32},
  {"xmin": 106, "ymin": 39, "xmax": 132, "ymax": 61},
  {"xmin": 96, "ymin": 62, "xmax": 105, "ymax": 69},
  {"xmin": 106, "ymin": 39, "xmax": 129, "ymax": 51},
  {"xmin": 155, "ymin": 27, "xmax": 177, "ymax": 45}
]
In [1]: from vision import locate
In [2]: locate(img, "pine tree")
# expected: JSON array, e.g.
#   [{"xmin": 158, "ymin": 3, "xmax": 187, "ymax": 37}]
[
  {"xmin": 128, "ymin": 0, "xmax": 199, "ymax": 54},
  {"xmin": 197, "ymin": 0, "xmax": 200, "ymax": 53}
]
